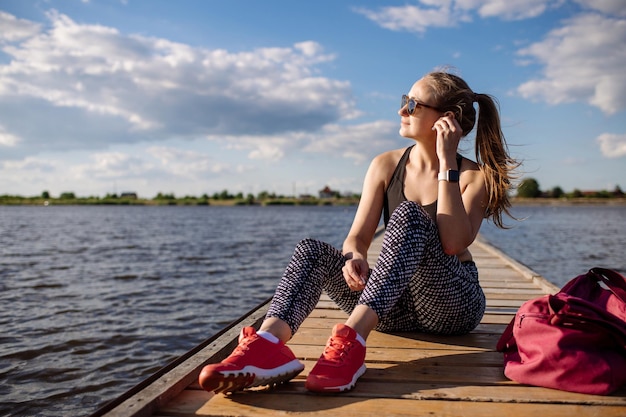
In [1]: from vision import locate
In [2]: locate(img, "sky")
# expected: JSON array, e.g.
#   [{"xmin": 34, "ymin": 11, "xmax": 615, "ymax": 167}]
[{"xmin": 0, "ymin": 0, "xmax": 625, "ymax": 199}]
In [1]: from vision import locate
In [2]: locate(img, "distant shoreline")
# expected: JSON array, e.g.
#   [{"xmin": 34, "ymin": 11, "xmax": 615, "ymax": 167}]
[
  {"xmin": 0, "ymin": 197, "xmax": 360, "ymax": 207},
  {"xmin": 1, "ymin": 197, "xmax": 625, "ymax": 207},
  {"xmin": 511, "ymin": 198, "xmax": 626, "ymax": 206}
]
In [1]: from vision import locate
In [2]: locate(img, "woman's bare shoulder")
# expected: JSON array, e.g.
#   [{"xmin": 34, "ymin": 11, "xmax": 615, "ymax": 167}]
[
  {"xmin": 362, "ymin": 147, "xmax": 409, "ymax": 189},
  {"xmin": 459, "ymin": 155, "xmax": 481, "ymax": 173},
  {"xmin": 371, "ymin": 147, "xmax": 409, "ymax": 170},
  {"xmin": 459, "ymin": 156, "xmax": 486, "ymax": 191}
]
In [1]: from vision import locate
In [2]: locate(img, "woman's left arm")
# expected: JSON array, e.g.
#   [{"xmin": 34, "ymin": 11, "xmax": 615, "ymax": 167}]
[
  {"xmin": 434, "ymin": 114, "xmax": 487, "ymax": 255},
  {"xmin": 436, "ymin": 168, "xmax": 486, "ymax": 255}
]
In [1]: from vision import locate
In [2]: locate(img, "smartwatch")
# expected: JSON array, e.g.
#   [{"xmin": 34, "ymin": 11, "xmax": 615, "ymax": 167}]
[{"xmin": 438, "ymin": 169, "xmax": 460, "ymax": 183}]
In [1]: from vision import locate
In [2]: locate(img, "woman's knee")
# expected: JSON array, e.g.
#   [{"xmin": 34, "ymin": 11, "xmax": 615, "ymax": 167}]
[
  {"xmin": 430, "ymin": 297, "xmax": 485, "ymax": 335},
  {"xmin": 291, "ymin": 238, "xmax": 344, "ymax": 278},
  {"xmin": 388, "ymin": 201, "xmax": 432, "ymax": 229},
  {"xmin": 294, "ymin": 238, "xmax": 325, "ymax": 256}
]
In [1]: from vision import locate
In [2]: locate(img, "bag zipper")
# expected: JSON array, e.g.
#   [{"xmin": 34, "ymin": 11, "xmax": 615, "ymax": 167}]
[{"xmin": 518, "ymin": 312, "xmax": 549, "ymax": 328}]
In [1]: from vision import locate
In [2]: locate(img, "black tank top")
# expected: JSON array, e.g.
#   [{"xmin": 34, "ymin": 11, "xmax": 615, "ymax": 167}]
[{"xmin": 383, "ymin": 146, "xmax": 463, "ymax": 227}]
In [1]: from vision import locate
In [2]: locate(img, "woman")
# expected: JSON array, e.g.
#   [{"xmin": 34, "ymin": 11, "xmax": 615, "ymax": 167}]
[{"xmin": 199, "ymin": 70, "xmax": 517, "ymax": 394}]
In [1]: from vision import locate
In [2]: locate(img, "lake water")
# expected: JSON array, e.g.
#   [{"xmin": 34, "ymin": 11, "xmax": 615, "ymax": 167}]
[
  {"xmin": 478, "ymin": 204, "xmax": 626, "ymax": 287},
  {"xmin": 1, "ymin": 204, "xmax": 625, "ymax": 417}
]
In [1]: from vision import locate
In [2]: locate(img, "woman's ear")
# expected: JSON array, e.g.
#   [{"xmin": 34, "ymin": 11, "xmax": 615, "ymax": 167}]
[{"xmin": 445, "ymin": 111, "xmax": 456, "ymax": 120}]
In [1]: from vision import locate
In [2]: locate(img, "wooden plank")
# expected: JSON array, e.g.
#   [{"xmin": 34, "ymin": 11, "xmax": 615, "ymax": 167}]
[
  {"xmin": 272, "ymin": 381, "xmax": 626, "ymax": 405},
  {"xmin": 159, "ymin": 389, "xmax": 626, "ymax": 417},
  {"xmin": 480, "ymin": 281, "xmax": 540, "ymax": 289},
  {"xmin": 485, "ymin": 299, "xmax": 527, "ymax": 307},
  {"xmin": 179, "ymin": 379, "xmax": 626, "ymax": 406},
  {"xmin": 290, "ymin": 327, "xmax": 498, "ymax": 351},
  {"xmin": 298, "ymin": 315, "xmax": 512, "ymax": 334},
  {"xmin": 289, "ymin": 345, "xmax": 506, "ymax": 366},
  {"xmin": 482, "ymin": 288, "xmax": 546, "ymax": 295},
  {"xmin": 293, "ymin": 360, "xmax": 508, "ymax": 384}
]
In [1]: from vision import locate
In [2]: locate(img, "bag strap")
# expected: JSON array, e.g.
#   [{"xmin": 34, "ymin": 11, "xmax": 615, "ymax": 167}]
[
  {"xmin": 590, "ymin": 267, "xmax": 626, "ymax": 303},
  {"xmin": 496, "ymin": 317, "xmax": 516, "ymax": 352},
  {"xmin": 550, "ymin": 295, "xmax": 626, "ymax": 350}
]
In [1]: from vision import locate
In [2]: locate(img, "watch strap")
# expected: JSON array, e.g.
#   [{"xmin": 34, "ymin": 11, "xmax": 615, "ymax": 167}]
[{"xmin": 438, "ymin": 169, "xmax": 460, "ymax": 182}]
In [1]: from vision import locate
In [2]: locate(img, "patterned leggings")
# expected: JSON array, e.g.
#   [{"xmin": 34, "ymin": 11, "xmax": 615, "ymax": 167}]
[{"xmin": 266, "ymin": 201, "xmax": 486, "ymax": 335}]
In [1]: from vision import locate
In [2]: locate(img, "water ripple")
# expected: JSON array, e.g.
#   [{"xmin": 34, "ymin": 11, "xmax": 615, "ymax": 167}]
[
  {"xmin": 0, "ymin": 205, "xmax": 355, "ymax": 417},
  {"xmin": 479, "ymin": 205, "xmax": 626, "ymax": 286}
]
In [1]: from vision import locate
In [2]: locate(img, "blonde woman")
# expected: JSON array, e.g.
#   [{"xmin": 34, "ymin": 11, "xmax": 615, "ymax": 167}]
[{"xmin": 199, "ymin": 70, "xmax": 518, "ymax": 394}]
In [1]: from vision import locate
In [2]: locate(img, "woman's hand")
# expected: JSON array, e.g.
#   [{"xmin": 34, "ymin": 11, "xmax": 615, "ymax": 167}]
[
  {"xmin": 433, "ymin": 112, "xmax": 462, "ymax": 162},
  {"xmin": 342, "ymin": 258, "xmax": 369, "ymax": 292}
]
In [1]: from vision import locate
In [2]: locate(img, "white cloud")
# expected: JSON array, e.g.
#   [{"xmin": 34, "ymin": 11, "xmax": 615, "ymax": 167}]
[
  {"xmin": 0, "ymin": 124, "xmax": 20, "ymax": 146},
  {"xmin": 353, "ymin": 0, "xmax": 564, "ymax": 33},
  {"xmin": 146, "ymin": 146, "xmax": 230, "ymax": 177},
  {"xmin": 304, "ymin": 121, "xmax": 400, "ymax": 164},
  {"xmin": 1, "ymin": 156, "xmax": 65, "ymax": 195},
  {"xmin": 0, "ymin": 10, "xmax": 356, "ymax": 161},
  {"xmin": 2, "ymin": 156, "xmax": 57, "ymax": 172},
  {"xmin": 516, "ymin": 13, "xmax": 626, "ymax": 115},
  {"xmin": 456, "ymin": 0, "xmax": 564, "ymax": 20},
  {"xmin": 205, "ymin": 120, "xmax": 399, "ymax": 164},
  {"xmin": 353, "ymin": 2, "xmax": 467, "ymax": 33},
  {"xmin": 0, "ymin": 11, "xmax": 41, "ymax": 42},
  {"xmin": 573, "ymin": 0, "xmax": 626, "ymax": 17},
  {"xmin": 78, "ymin": 151, "xmax": 150, "ymax": 179},
  {"xmin": 596, "ymin": 133, "xmax": 626, "ymax": 158},
  {"xmin": 205, "ymin": 133, "xmax": 292, "ymax": 161},
  {"xmin": 0, "ymin": 145, "xmax": 238, "ymax": 197}
]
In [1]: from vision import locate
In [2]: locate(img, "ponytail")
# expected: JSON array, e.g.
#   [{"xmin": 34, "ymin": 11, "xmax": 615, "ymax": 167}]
[
  {"xmin": 426, "ymin": 71, "xmax": 519, "ymax": 228},
  {"xmin": 474, "ymin": 93, "xmax": 518, "ymax": 228}
]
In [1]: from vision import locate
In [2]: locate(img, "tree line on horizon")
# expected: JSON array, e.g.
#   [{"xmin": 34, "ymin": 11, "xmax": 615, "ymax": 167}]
[
  {"xmin": 516, "ymin": 178, "xmax": 624, "ymax": 199},
  {"xmin": 0, "ymin": 187, "xmax": 361, "ymax": 206},
  {"xmin": 2, "ymin": 179, "xmax": 625, "ymax": 205}
]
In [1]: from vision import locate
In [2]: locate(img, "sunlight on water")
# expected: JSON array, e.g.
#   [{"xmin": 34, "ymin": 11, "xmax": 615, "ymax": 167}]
[{"xmin": 0, "ymin": 205, "xmax": 356, "ymax": 417}]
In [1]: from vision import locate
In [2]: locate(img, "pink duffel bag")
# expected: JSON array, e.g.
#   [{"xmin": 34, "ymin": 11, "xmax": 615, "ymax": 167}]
[{"xmin": 496, "ymin": 267, "xmax": 626, "ymax": 395}]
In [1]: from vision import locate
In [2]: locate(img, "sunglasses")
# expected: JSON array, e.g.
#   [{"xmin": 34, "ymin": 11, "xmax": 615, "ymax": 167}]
[{"xmin": 401, "ymin": 95, "xmax": 443, "ymax": 114}]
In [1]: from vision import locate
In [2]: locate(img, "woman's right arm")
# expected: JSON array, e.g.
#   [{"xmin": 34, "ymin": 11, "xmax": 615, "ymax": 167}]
[{"xmin": 342, "ymin": 153, "xmax": 391, "ymax": 290}]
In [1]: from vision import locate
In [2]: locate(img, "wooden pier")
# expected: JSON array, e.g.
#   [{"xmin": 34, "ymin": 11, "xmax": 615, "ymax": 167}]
[{"xmin": 92, "ymin": 231, "xmax": 626, "ymax": 417}]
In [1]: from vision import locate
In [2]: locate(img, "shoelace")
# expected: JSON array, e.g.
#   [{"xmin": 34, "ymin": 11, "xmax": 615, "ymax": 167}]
[
  {"xmin": 232, "ymin": 336, "xmax": 254, "ymax": 356},
  {"xmin": 321, "ymin": 337, "xmax": 353, "ymax": 364}
]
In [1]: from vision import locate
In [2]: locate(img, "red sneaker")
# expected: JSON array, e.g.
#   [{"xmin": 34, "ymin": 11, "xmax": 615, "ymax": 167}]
[
  {"xmin": 198, "ymin": 327, "xmax": 304, "ymax": 394},
  {"xmin": 305, "ymin": 324, "xmax": 366, "ymax": 393}
]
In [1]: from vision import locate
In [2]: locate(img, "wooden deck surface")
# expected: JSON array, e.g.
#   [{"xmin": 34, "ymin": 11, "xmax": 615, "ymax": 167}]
[{"xmin": 94, "ymin": 232, "xmax": 626, "ymax": 417}]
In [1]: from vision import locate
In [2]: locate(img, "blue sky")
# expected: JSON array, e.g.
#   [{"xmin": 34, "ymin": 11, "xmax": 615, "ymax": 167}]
[{"xmin": 1, "ymin": 0, "xmax": 624, "ymax": 199}]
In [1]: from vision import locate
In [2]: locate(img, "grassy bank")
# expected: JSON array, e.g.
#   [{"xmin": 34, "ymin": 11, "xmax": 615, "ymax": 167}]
[
  {"xmin": 2, "ymin": 194, "xmax": 625, "ymax": 207},
  {"xmin": 512, "ymin": 197, "xmax": 626, "ymax": 206},
  {"xmin": 0, "ymin": 195, "xmax": 360, "ymax": 207}
]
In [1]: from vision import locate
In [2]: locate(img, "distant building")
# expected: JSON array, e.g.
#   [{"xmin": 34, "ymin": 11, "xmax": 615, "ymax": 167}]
[
  {"xmin": 318, "ymin": 186, "xmax": 336, "ymax": 199},
  {"xmin": 120, "ymin": 192, "xmax": 138, "ymax": 199}
]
